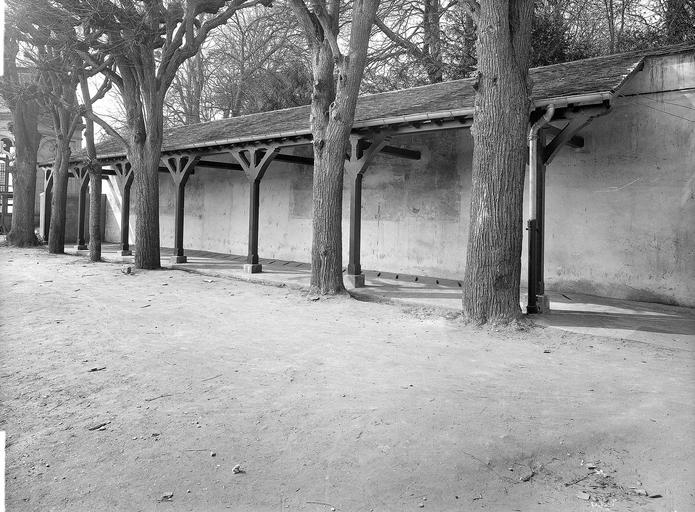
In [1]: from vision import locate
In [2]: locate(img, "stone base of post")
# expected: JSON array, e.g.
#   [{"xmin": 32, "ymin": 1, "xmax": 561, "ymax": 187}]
[
  {"xmin": 536, "ymin": 295, "xmax": 551, "ymax": 313},
  {"xmin": 243, "ymin": 263, "xmax": 262, "ymax": 274},
  {"xmin": 344, "ymin": 274, "xmax": 365, "ymax": 289}
]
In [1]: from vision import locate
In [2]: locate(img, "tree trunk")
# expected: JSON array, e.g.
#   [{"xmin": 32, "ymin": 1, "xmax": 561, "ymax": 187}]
[
  {"xmin": 88, "ymin": 163, "xmax": 102, "ymax": 261},
  {"xmin": 128, "ymin": 125, "xmax": 163, "ymax": 269},
  {"xmin": 48, "ymin": 143, "xmax": 71, "ymax": 253},
  {"xmin": 306, "ymin": 0, "xmax": 379, "ymax": 295},
  {"xmin": 308, "ymin": 40, "xmax": 342, "ymax": 294},
  {"xmin": 6, "ymin": 99, "xmax": 41, "ymax": 247},
  {"xmin": 120, "ymin": 64, "xmax": 164, "ymax": 271},
  {"xmin": 423, "ymin": 0, "xmax": 443, "ymax": 83},
  {"xmin": 190, "ymin": 52, "xmax": 204, "ymax": 124},
  {"xmin": 462, "ymin": 0, "xmax": 534, "ymax": 324},
  {"xmin": 80, "ymin": 75, "xmax": 102, "ymax": 262}
]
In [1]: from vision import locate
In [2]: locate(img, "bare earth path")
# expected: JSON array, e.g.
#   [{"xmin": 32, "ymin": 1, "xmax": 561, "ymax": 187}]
[{"xmin": 0, "ymin": 246, "xmax": 693, "ymax": 512}]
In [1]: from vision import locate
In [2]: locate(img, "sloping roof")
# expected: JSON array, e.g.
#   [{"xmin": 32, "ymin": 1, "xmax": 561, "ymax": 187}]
[{"xmin": 76, "ymin": 43, "xmax": 694, "ymax": 162}]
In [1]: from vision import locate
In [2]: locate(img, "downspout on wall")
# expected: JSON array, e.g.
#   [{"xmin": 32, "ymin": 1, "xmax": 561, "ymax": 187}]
[{"xmin": 526, "ymin": 104, "xmax": 555, "ymax": 314}]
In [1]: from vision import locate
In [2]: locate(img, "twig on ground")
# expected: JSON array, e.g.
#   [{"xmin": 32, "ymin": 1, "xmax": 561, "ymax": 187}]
[
  {"xmin": 306, "ymin": 501, "xmax": 336, "ymax": 508},
  {"xmin": 202, "ymin": 374, "xmax": 223, "ymax": 382},
  {"xmin": 87, "ymin": 421, "xmax": 110, "ymax": 431},
  {"xmin": 461, "ymin": 451, "xmax": 517, "ymax": 483},
  {"xmin": 565, "ymin": 473, "xmax": 593, "ymax": 486},
  {"xmin": 144, "ymin": 393, "xmax": 174, "ymax": 402}
]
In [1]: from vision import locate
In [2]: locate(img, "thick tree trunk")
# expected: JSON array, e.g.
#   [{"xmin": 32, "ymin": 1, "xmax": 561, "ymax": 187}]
[
  {"xmin": 308, "ymin": 41, "xmax": 343, "ymax": 294},
  {"xmin": 128, "ymin": 131, "xmax": 162, "ymax": 270},
  {"xmin": 48, "ymin": 143, "xmax": 72, "ymax": 253},
  {"xmin": 7, "ymin": 99, "xmax": 41, "ymax": 247},
  {"xmin": 121, "ymin": 66, "xmax": 164, "ymax": 270},
  {"xmin": 462, "ymin": 0, "xmax": 534, "ymax": 324},
  {"xmin": 88, "ymin": 163, "xmax": 102, "ymax": 261},
  {"xmin": 304, "ymin": 0, "xmax": 379, "ymax": 295}
]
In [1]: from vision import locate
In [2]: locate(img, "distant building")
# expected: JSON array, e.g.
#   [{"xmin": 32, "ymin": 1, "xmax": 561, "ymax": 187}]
[{"xmin": 0, "ymin": 85, "xmax": 83, "ymax": 232}]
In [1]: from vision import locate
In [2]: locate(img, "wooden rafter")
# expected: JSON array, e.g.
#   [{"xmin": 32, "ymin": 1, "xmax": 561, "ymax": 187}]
[{"xmin": 544, "ymin": 124, "xmax": 584, "ymax": 150}]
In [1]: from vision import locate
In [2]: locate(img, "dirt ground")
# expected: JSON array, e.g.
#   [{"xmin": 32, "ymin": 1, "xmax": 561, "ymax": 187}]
[{"xmin": 0, "ymin": 246, "xmax": 693, "ymax": 512}]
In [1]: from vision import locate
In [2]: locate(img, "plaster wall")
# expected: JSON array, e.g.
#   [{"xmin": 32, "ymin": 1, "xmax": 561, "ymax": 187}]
[
  {"xmin": 104, "ymin": 176, "xmax": 136, "ymax": 245},
  {"xmin": 138, "ymin": 132, "xmax": 472, "ymax": 275},
  {"xmin": 538, "ymin": 52, "xmax": 695, "ymax": 306}
]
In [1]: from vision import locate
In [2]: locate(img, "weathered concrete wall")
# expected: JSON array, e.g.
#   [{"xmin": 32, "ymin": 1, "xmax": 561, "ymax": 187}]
[
  {"xmin": 538, "ymin": 51, "xmax": 695, "ymax": 306},
  {"xmin": 104, "ymin": 51, "xmax": 694, "ymax": 307},
  {"xmin": 343, "ymin": 131, "xmax": 472, "ymax": 278},
  {"xmin": 146, "ymin": 132, "xmax": 472, "ymax": 276},
  {"xmin": 104, "ymin": 176, "xmax": 136, "ymax": 246}
]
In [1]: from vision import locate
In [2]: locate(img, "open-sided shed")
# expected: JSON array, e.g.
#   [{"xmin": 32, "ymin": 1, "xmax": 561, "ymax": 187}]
[{"xmin": 43, "ymin": 43, "xmax": 695, "ymax": 308}]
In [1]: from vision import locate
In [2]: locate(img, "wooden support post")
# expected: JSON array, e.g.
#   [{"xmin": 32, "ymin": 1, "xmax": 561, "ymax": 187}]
[
  {"xmin": 526, "ymin": 218, "xmax": 539, "ymax": 313},
  {"xmin": 113, "ymin": 162, "xmax": 134, "ymax": 256},
  {"xmin": 42, "ymin": 169, "xmax": 54, "ymax": 242},
  {"xmin": 348, "ymin": 171, "xmax": 363, "ymax": 276},
  {"xmin": 248, "ymin": 178, "xmax": 261, "ymax": 265},
  {"xmin": 74, "ymin": 167, "xmax": 89, "ymax": 250},
  {"xmin": 527, "ymin": 107, "xmax": 606, "ymax": 313},
  {"xmin": 527, "ymin": 131, "xmax": 549, "ymax": 314},
  {"xmin": 231, "ymin": 145, "xmax": 280, "ymax": 273},
  {"xmin": 162, "ymin": 154, "xmax": 199, "ymax": 263},
  {"xmin": 344, "ymin": 134, "xmax": 389, "ymax": 288}
]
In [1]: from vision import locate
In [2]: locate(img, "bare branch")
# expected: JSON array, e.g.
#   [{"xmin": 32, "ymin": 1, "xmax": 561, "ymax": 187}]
[
  {"xmin": 82, "ymin": 109, "xmax": 127, "ymax": 149},
  {"xmin": 460, "ymin": 0, "xmax": 479, "ymax": 23}
]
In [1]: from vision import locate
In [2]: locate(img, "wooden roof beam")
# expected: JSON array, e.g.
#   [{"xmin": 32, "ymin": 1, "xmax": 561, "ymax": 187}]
[
  {"xmin": 544, "ymin": 125, "xmax": 584, "ymax": 150},
  {"xmin": 274, "ymin": 153, "xmax": 314, "ymax": 166},
  {"xmin": 542, "ymin": 104, "xmax": 610, "ymax": 165},
  {"xmin": 543, "ymin": 114, "xmax": 592, "ymax": 165},
  {"xmin": 197, "ymin": 160, "xmax": 243, "ymax": 171},
  {"xmin": 379, "ymin": 145, "xmax": 421, "ymax": 160}
]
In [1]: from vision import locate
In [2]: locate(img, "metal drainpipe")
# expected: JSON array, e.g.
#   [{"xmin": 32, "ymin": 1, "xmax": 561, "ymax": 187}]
[{"xmin": 527, "ymin": 104, "xmax": 555, "ymax": 314}]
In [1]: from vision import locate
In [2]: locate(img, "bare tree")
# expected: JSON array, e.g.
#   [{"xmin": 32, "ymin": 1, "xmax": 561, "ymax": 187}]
[
  {"xmin": 17, "ymin": 1, "xmax": 113, "ymax": 254},
  {"xmin": 663, "ymin": 0, "xmax": 695, "ymax": 43},
  {"xmin": 79, "ymin": 72, "xmax": 112, "ymax": 262},
  {"xmin": 0, "ymin": 1, "xmax": 42, "ymax": 247},
  {"xmin": 288, "ymin": 0, "xmax": 380, "ymax": 294},
  {"xmin": 65, "ymin": 0, "xmax": 271, "ymax": 269},
  {"xmin": 461, "ymin": 0, "xmax": 535, "ymax": 324},
  {"xmin": 166, "ymin": 50, "xmax": 208, "ymax": 125},
  {"xmin": 164, "ymin": 4, "xmax": 311, "ymax": 126},
  {"xmin": 366, "ymin": 0, "xmax": 476, "ymax": 91}
]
